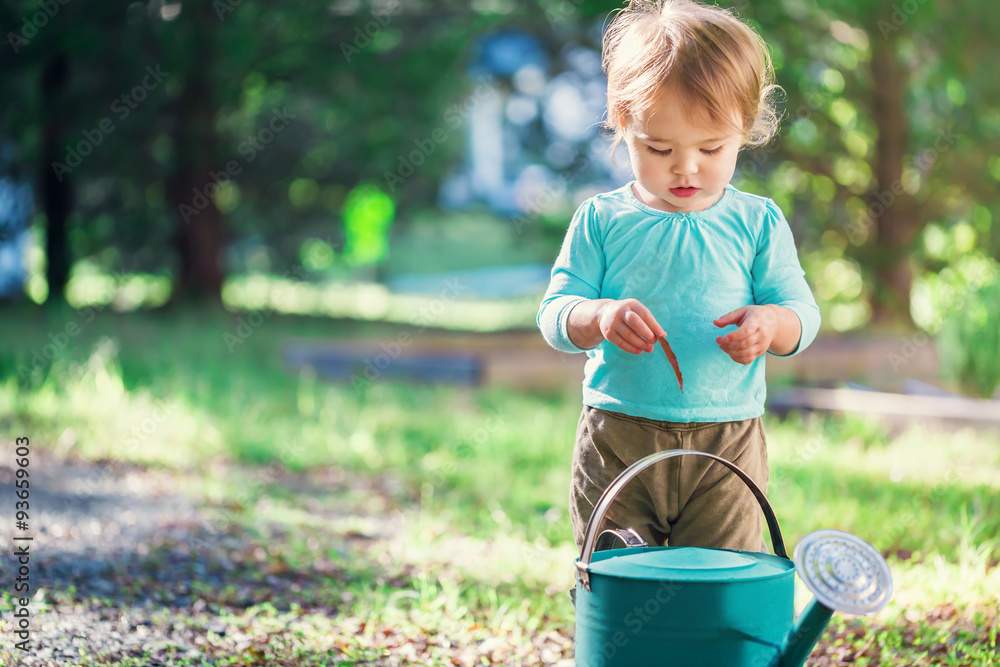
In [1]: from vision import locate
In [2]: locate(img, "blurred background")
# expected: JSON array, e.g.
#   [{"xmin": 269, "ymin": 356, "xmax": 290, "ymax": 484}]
[
  {"xmin": 0, "ymin": 0, "xmax": 997, "ymax": 387},
  {"xmin": 1, "ymin": 1, "xmax": 999, "ymax": 665}
]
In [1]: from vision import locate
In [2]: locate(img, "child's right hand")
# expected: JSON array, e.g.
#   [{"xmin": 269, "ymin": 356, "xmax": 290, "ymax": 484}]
[
  {"xmin": 567, "ymin": 298, "xmax": 666, "ymax": 353},
  {"xmin": 596, "ymin": 298, "xmax": 666, "ymax": 354}
]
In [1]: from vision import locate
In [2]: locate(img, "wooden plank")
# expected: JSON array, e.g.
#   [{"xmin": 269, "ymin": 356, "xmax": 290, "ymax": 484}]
[
  {"xmin": 283, "ymin": 343, "xmax": 482, "ymax": 385},
  {"xmin": 768, "ymin": 387, "xmax": 1000, "ymax": 424},
  {"xmin": 280, "ymin": 332, "xmax": 949, "ymax": 392}
]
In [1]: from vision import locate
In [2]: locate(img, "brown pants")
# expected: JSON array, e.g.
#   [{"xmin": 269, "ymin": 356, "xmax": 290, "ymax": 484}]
[{"xmin": 570, "ymin": 406, "xmax": 770, "ymax": 553}]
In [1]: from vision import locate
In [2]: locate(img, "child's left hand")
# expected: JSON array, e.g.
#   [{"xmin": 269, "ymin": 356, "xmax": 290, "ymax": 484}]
[{"xmin": 713, "ymin": 305, "xmax": 778, "ymax": 365}]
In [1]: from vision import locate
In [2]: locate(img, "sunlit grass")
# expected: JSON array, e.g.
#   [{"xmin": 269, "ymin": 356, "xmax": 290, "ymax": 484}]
[
  {"xmin": 1, "ymin": 304, "xmax": 998, "ymax": 665},
  {"xmin": 27, "ymin": 262, "xmax": 540, "ymax": 329},
  {"xmin": 222, "ymin": 273, "xmax": 540, "ymax": 331},
  {"xmin": 3, "ymin": 304, "xmax": 998, "ymax": 559}
]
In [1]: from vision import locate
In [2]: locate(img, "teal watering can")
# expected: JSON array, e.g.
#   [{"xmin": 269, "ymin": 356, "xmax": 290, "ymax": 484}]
[{"xmin": 573, "ymin": 450, "xmax": 893, "ymax": 667}]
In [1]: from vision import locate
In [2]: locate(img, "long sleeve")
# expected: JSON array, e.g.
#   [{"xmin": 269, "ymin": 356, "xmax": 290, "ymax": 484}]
[
  {"xmin": 536, "ymin": 200, "xmax": 605, "ymax": 353},
  {"xmin": 752, "ymin": 199, "xmax": 821, "ymax": 356}
]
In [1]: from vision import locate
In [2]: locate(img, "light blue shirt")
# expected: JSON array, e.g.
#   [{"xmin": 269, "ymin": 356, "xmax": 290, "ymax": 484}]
[{"xmin": 537, "ymin": 181, "xmax": 820, "ymax": 422}]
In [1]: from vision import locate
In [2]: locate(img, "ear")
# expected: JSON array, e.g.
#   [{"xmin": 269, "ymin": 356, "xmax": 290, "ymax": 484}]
[
  {"xmin": 608, "ymin": 102, "xmax": 623, "ymax": 131},
  {"xmin": 617, "ymin": 109, "xmax": 630, "ymax": 137}
]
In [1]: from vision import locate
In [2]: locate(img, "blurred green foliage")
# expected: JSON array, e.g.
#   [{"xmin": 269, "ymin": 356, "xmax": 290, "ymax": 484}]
[{"xmin": 0, "ymin": 0, "xmax": 998, "ymax": 389}]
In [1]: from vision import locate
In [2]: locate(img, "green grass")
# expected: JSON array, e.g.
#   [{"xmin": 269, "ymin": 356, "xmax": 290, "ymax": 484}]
[{"xmin": 1, "ymin": 302, "xmax": 998, "ymax": 666}]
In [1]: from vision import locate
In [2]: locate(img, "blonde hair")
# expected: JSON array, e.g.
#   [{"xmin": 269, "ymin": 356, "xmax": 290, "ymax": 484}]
[{"xmin": 602, "ymin": 0, "xmax": 781, "ymax": 155}]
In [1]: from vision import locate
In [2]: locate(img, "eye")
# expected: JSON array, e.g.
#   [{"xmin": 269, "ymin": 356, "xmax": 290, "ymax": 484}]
[
  {"xmin": 701, "ymin": 146, "xmax": 723, "ymax": 155},
  {"xmin": 645, "ymin": 146, "xmax": 671, "ymax": 156}
]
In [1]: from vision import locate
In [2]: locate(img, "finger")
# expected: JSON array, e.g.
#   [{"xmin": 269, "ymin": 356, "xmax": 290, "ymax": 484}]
[
  {"xmin": 720, "ymin": 338, "xmax": 767, "ymax": 360},
  {"xmin": 628, "ymin": 301, "xmax": 667, "ymax": 339},
  {"xmin": 616, "ymin": 324, "xmax": 655, "ymax": 352},
  {"xmin": 719, "ymin": 331, "xmax": 763, "ymax": 352},
  {"xmin": 621, "ymin": 310, "xmax": 657, "ymax": 348},
  {"xmin": 610, "ymin": 332, "xmax": 645, "ymax": 355},
  {"xmin": 717, "ymin": 321, "xmax": 760, "ymax": 346},
  {"xmin": 713, "ymin": 306, "xmax": 748, "ymax": 328},
  {"xmin": 602, "ymin": 323, "xmax": 644, "ymax": 353}
]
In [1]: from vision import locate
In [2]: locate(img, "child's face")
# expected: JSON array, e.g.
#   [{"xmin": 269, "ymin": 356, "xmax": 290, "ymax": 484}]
[{"xmin": 621, "ymin": 87, "xmax": 743, "ymax": 213}]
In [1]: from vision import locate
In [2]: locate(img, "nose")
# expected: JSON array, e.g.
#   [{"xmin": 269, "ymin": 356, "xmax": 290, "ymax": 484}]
[{"xmin": 672, "ymin": 152, "xmax": 698, "ymax": 175}]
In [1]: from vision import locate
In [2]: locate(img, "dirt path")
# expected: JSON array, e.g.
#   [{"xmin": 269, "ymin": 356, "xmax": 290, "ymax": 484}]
[
  {"xmin": 0, "ymin": 447, "xmax": 497, "ymax": 666},
  {"xmin": 0, "ymin": 448, "xmax": 212, "ymax": 665}
]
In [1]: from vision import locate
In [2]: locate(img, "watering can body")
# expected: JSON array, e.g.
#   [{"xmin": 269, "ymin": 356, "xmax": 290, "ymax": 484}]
[
  {"xmin": 572, "ymin": 450, "xmax": 892, "ymax": 667},
  {"xmin": 575, "ymin": 545, "xmax": 794, "ymax": 666}
]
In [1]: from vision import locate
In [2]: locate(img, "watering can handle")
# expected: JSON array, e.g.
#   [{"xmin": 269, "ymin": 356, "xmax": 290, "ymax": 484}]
[{"xmin": 576, "ymin": 449, "xmax": 788, "ymax": 590}]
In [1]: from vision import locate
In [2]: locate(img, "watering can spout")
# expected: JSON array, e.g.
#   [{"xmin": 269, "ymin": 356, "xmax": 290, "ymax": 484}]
[
  {"xmin": 777, "ymin": 529, "xmax": 895, "ymax": 667},
  {"xmin": 776, "ymin": 599, "xmax": 834, "ymax": 667}
]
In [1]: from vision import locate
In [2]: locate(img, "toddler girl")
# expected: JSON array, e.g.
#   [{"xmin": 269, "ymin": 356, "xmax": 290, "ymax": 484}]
[{"xmin": 537, "ymin": 0, "xmax": 820, "ymax": 552}]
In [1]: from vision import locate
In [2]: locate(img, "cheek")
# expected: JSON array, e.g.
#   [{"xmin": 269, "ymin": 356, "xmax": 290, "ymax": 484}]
[
  {"xmin": 626, "ymin": 145, "xmax": 641, "ymax": 168},
  {"xmin": 631, "ymin": 151, "xmax": 653, "ymax": 174},
  {"xmin": 716, "ymin": 154, "xmax": 740, "ymax": 180}
]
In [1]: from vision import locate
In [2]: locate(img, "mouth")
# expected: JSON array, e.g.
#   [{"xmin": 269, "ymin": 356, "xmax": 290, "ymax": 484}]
[{"xmin": 670, "ymin": 187, "xmax": 699, "ymax": 198}]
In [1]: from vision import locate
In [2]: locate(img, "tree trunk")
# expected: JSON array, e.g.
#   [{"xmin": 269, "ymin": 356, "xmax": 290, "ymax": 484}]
[
  {"xmin": 41, "ymin": 53, "xmax": 72, "ymax": 304},
  {"xmin": 166, "ymin": 0, "xmax": 225, "ymax": 305},
  {"xmin": 868, "ymin": 35, "xmax": 917, "ymax": 327}
]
